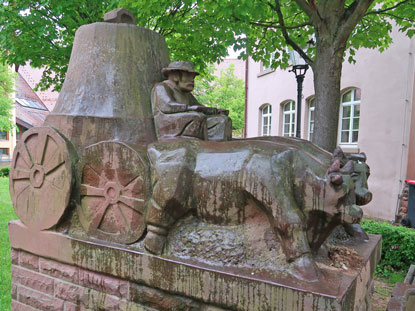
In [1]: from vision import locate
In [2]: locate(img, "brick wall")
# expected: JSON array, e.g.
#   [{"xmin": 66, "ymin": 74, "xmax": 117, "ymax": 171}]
[{"xmin": 11, "ymin": 249, "xmax": 224, "ymax": 311}]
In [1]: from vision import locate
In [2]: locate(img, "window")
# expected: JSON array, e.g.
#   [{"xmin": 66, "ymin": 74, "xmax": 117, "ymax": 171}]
[
  {"xmin": 262, "ymin": 52, "xmax": 275, "ymax": 72},
  {"xmin": 282, "ymin": 101, "xmax": 296, "ymax": 137},
  {"xmin": 261, "ymin": 104, "xmax": 272, "ymax": 136},
  {"xmin": 308, "ymin": 98, "xmax": 315, "ymax": 142},
  {"xmin": 339, "ymin": 88, "xmax": 361, "ymax": 145},
  {"xmin": 0, "ymin": 148, "xmax": 9, "ymax": 158},
  {"xmin": 0, "ymin": 131, "xmax": 7, "ymax": 140}
]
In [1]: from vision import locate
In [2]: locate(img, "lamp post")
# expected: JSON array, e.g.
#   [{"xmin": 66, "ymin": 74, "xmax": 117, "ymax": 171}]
[{"xmin": 289, "ymin": 50, "xmax": 309, "ymax": 138}]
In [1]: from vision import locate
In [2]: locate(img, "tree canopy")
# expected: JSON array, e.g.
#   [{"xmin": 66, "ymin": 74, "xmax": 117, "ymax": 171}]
[
  {"xmin": 194, "ymin": 64, "xmax": 245, "ymax": 136},
  {"xmin": 0, "ymin": 61, "xmax": 14, "ymax": 132},
  {"xmin": 1, "ymin": 0, "xmax": 415, "ymax": 149}
]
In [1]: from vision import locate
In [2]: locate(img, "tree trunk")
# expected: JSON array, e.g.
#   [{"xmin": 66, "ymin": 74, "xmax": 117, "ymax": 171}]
[{"xmin": 312, "ymin": 43, "xmax": 344, "ymax": 152}]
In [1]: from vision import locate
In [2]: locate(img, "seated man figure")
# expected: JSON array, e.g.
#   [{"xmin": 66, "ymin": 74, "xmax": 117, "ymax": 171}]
[{"xmin": 151, "ymin": 61, "xmax": 232, "ymax": 141}]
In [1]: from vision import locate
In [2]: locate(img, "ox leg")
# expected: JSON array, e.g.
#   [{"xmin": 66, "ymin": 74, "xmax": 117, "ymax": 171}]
[
  {"xmin": 144, "ymin": 146, "xmax": 196, "ymax": 255},
  {"xmin": 266, "ymin": 151, "xmax": 320, "ymax": 281}
]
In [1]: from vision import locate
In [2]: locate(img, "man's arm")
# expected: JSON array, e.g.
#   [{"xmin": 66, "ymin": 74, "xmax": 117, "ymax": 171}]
[{"xmin": 152, "ymin": 84, "xmax": 187, "ymax": 114}]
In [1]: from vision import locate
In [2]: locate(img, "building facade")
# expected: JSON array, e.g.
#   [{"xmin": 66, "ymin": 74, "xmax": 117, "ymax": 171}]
[{"xmin": 245, "ymin": 28, "xmax": 415, "ymax": 220}]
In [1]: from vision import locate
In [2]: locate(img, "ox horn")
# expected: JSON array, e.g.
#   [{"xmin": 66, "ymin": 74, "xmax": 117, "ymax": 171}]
[
  {"xmin": 340, "ymin": 160, "xmax": 355, "ymax": 174},
  {"xmin": 332, "ymin": 146, "xmax": 344, "ymax": 159}
]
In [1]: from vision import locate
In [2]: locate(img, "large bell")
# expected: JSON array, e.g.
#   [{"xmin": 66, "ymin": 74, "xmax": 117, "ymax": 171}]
[{"xmin": 45, "ymin": 9, "xmax": 170, "ymax": 151}]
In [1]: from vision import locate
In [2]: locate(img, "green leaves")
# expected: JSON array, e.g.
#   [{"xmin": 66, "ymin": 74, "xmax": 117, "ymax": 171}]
[
  {"xmin": 0, "ymin": 62, "xmax": 15, "ymax": 132},
  {"xmin": 361, "ymin": 219, "xmax": 415, "ymax": 275},
  {"xmin": 194, "ymin": 64, "xmax": 245, "ymax": 133}
]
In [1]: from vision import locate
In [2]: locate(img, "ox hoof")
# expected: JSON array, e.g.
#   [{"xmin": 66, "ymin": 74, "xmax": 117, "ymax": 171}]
[
  {"xmin": 144, "ymin": 232, "xmax": 166, "ymax": 255},
  {"xmin": 291, "ymin": 255, "xmax": 320, "ymax": 282}
]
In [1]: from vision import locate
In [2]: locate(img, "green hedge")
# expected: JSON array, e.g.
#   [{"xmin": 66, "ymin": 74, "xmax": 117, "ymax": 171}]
[
  {"xmin": 0, "ymin": 167, "xmax": 9, "ymax": 177},
  {"xmin": 361, "ymin": 219, "xmax": 415, "ymax": 276}
]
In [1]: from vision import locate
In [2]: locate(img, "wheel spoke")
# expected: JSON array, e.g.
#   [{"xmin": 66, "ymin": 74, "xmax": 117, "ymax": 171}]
[
  {"xmin": 34, "ymin": 132, "xmax": 48, "ymax": 165},
  {"xmin": 44, "ymin": 150, "xmax": 65, "ymax": 174},
  {"xmin": 118, "ymin": 195, "xmax": 144, "ymax": 214},
  {"xmin": 12, "ymin": 168, "xmax": 30, "ymax": 180},
  {"xmin": 15, "ymin": 184, "xmax": 30, "ymax": 201},
  {"xmin": 81, "ymin": 184, "xmax": 105, "ymax": 197},
  {"xmin": 89, "ymin": 201, "xmax": 111, "ymax": 231},
  {"xmin": 17, "ymin": 144, "xmax": 33, "ymax": 170}
]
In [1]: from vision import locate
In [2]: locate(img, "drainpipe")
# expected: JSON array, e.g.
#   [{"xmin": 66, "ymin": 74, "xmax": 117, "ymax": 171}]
[{"xmin": 244, "ymin": 58, "xmax": 249, "ymax": 138}]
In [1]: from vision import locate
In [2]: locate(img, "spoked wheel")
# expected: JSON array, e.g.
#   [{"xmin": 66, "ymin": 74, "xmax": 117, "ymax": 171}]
[
  {"xmin": 9, "ymin": 127, "xmax": 75, "ymax": 230},
  {"xmin": 78, "ymin": 142, "xmax": 150, "ymax": 244}
]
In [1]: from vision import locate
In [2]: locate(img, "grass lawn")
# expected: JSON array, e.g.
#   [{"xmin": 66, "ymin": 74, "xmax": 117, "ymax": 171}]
[{"xmin": 0, "ymin": 177, "xmax": 16, "ymax": 311}]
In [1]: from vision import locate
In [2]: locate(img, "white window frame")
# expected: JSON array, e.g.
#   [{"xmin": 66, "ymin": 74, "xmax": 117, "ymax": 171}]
[
  {"xmin": 282, "ymin": 100, "xmax": 296, "ymax": 137},
  {"xmin": 338, "ymin": 88, "xmax": 361, "ymax": 147},
  {"xmin": 261, "ymin": 104, "xmax": 272, "ymax": 136},
  {"xmin": 308, "ymin": 98, "xmax": 315, "ymax": 142},
  {"xmin": 262, "ymin": 52, "xmax": 275, "ymax": 72}
]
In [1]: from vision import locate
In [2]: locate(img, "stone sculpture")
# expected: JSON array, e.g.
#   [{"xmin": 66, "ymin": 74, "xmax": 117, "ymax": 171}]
[
  {"xmin": 152, "ymin": 61, "xmax": 232, "ymax": 141},
  {"xmin": 8, "ymin": 9, "xmax": 380, "ymax": 311}
]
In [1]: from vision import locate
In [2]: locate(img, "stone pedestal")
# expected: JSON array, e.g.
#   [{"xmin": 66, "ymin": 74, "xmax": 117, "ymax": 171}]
[{"xmin": 9, "ymin": 220, "xmax": 381, "ymax": 311}]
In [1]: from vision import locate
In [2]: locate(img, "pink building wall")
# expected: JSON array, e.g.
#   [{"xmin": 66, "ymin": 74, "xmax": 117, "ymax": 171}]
[
  {"xmin": 214, "ymin": 59, "xmax": 245, "ymax": 81},
  {"xmin": 246, "ymin": 28, "xmax": 415, "ymax": 220}
]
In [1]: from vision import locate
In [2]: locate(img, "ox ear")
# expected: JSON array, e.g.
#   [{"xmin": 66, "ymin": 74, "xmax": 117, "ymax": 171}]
[
  {"xmin": 360, "ymin": 152, "xmax": 367, "ymax": 162},
  {"xmin": 332, "ymin": 146, "xmax": 344, "ymax": 159}
]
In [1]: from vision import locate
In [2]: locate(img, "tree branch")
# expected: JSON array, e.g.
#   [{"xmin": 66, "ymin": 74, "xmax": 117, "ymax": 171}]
[
  {"xmin": 250, "ymin": 20, "xmax": 312, "ymax": 30},
  {"xmin": 365, "ymin": 0, "xmax": 411, "ymax": 15},
  {"xmin": 293, "ymin": 0, "xmax": 320, "ymax": 21},
  {"xmin": 274, "ymin": 0, "xmax": 314, "ymax": 67},
  {"xmin": 335, "ymin": 0, "xmax": 375, "ymax": 47}
]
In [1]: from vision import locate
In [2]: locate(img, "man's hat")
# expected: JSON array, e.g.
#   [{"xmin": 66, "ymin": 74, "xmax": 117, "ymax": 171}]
[{"xmin": 162, "ymin": 61, "xmax": 200, "ymax": 77}]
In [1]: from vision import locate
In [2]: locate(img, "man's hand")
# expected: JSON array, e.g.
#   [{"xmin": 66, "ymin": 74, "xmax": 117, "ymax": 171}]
[
  {"xmin": 188, "ymin": 105, "xmax": 219, "ymax": 115},
  {"xmin": 217, "ymin": 109, "xmax": 229, "ymax": 116}
]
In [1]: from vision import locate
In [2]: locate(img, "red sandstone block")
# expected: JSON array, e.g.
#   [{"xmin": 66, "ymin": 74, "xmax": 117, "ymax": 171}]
[
  {"xmin": 19, "ymin": 251, "xmax": 39, "ymax": 271},
  {"xmin": 80, "ymin": 288, "xmax": 128, "ymax": 311},
  {"xmin": 40, "ymin": 258, "xmax": 79, "ymax": 284},
  {"xmin": 12, "ymin": 300, "xmax": 39, "ymax": 311},
  {"xmin": 79, "ymin": 269, "xmax": 128, "ymax": 298},
  {"xmin": 55, "ymin": 281, "xmax": 82, "ymax": 304},
  {"xmin": 64, "ymin": 302, "xmax": 81, "ymax": 311},
  {"xmin": 11, "ymin": 284, "xmax": 18, "ymax": 299},
  {"xmin": 18, "ymin": 286, "xmax": 64, "ymax": 311},
  {"xmin": 12, "ymin": 266, "xmax": 54, "ymax": 295},
  {"xmin": 11, "ymin": 249, "xmax": 19, "ymax": 265}
]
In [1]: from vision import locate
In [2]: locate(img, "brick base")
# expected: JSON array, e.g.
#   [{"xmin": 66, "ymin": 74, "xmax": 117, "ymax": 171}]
[
  {"xmin": 9, "ymin": 220, "xmax": 382, "ymax": 311},
  {"xmin": 11, "ymin": 249, "xmax": 224, "ymax": 311}
]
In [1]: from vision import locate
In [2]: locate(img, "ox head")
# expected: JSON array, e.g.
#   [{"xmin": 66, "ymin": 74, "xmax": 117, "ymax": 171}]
[{"xmin": 324, "ymin": 147, "xmax": 372, "ymax": 224}]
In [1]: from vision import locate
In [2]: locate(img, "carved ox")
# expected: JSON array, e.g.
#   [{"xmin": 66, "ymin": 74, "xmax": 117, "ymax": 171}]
[{"xmin": 143, "ymin": 136, "xmax": 371, "ymax": 281}]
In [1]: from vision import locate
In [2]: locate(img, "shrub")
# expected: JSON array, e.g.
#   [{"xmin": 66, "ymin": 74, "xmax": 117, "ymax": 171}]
[
  {"xmin": 0, "ymin": 166, "xmax": 9, "ymax": 177},
  {"xmin": 361, "ymin": 219, "xmax": 415, "ymax": 276}
]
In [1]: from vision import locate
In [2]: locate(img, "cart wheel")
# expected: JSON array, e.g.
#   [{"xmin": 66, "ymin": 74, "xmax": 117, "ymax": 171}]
[
  {"xmin": 9, "ymin": 127, "xmax": 74, "ymax": 230},
  {"xmin": 79, "ymin": 142, "xmax": 150, "ymax": 244}
]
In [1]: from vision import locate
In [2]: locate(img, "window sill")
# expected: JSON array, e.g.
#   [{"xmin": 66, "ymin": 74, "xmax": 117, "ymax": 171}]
[
  {"xmin": 257, "ymin": 69, "xmax": 275, "ymax": 78},
  {"xmin": 339, "ymin": 144, "xmax": 359, "ymax": 154}
]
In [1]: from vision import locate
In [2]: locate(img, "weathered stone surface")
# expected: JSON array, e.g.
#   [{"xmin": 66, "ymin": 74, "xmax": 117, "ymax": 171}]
[
  {"xmin": 79, "ymin": 268, "xmax": 129, "ymax": 298},
  {"xmin": 12, "ymin": 266, "xmax": 54, "ymax": 295},
  {"xmin": 79, "ymin": 142, "xmax": 150, "ymax": 244},
  {"xmin": 45, "ymin": 19, "xmax": 169, "ymax": 152},
  {"xmin": 9, "ymin": 126, "xmax": 76, "ymax": 231},
  {"xmin": 40, "ymin": 257, "xmax": 79, "ymax": 284},
  {"xmin": 17, "ymin": 286, "xmax": 64, "ymax": 311},
  {"xmin": 19, "ymin": 251, "xmax": 38, "ymax": 271},
  {"xmin": 9, "ymin": 221, "xmax": 381, "ymax": 311}
]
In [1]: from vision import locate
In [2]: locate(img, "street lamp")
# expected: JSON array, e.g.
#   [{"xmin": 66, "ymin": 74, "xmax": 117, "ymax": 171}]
[{"xmin": 289, "ymin": 50, "xmax": 309, "ymax": 138}]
